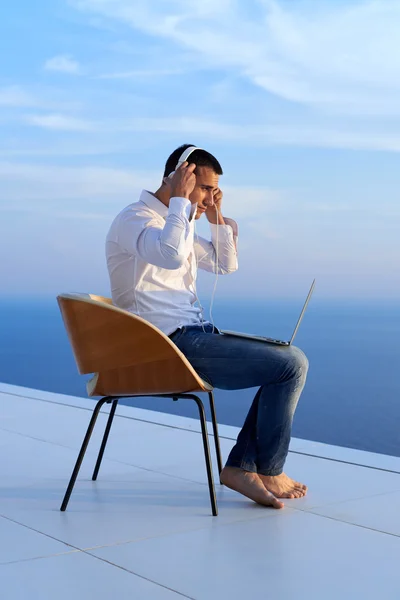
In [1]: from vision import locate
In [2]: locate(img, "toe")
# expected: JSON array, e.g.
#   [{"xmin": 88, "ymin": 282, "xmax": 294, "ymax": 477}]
[
  {"xmin": 283, "ymin": 492, "xmax": 295, "ymax": 499},
  {"xmin": 294, "ymin": 484, "xmax": 307, "ymax": 494},
  {"xmin": 271, "ymin": 497, "xmax": 285, "ymax": 509},
  {"xmin": 296, "ymin": 482, "xmax": 308, "ymax": 490}
]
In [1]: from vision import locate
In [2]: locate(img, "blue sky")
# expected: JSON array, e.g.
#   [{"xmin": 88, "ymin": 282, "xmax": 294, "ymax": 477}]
[{"xmin": 1, "ymin": 0, "xmax": 399, "ymax": 300}]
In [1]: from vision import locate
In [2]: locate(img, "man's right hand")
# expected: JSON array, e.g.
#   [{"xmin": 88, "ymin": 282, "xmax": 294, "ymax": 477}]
[{"xmin": 170, "ymin": 162, "xmax": 196, "ymax": 200}]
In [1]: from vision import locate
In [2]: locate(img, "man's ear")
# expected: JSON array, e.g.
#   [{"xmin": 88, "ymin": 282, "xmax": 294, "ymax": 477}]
[{"xmin": 162, "ymin": 177, "xmax": 173, "ymax": 193}]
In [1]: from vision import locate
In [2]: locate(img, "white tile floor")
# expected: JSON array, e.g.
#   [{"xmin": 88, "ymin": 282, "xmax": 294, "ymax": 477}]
[
  {"xmin": 1, "ymin": 382, "xmax": 400, "ymax": 600},
  {"xmin": 1, "ymin": 551, "xmax": 182, "ymax": 599}
]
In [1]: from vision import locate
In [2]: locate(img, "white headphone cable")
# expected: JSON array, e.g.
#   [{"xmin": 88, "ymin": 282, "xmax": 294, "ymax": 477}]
[
  {"xmin": 208, "ymin": 204, "xmax": 219, "ymax": 334},
  {"xmin": 193, "ymin": 218, "xmax": 207, "ymax": 334}
]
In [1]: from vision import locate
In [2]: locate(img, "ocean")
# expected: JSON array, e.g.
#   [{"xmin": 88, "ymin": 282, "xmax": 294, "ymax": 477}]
[{"xmin": 0, "ymin": 297, "xmax": 399, "ymax": 457}]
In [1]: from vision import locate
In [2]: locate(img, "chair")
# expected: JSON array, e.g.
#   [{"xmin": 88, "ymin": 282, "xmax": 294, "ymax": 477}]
[{"xmin": 57, "ymin": 293, "xmax": 222, "ymax": 516}]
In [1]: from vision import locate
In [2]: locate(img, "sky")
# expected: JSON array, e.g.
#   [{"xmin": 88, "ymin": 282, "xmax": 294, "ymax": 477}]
[{"xmin": 1, "ymin": 0, "xmax": 400, "ymax": 301}]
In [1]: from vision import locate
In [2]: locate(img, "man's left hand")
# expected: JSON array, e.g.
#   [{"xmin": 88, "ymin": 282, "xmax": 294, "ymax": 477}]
[
  {"xmin": 213, "ymin": 188, "xmax": 223, "ymax": 212},
  {"xmin": 205, "ymin": 188, "xmax": 225, "ymax": 224}
]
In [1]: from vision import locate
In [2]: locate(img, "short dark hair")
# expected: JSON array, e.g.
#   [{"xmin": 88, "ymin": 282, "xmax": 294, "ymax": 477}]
[{"xmin": 163, "ymin": 143, "xmax": 223, "ymax": 178}]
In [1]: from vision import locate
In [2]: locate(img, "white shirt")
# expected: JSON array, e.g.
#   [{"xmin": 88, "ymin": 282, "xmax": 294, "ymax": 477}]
[{"xmin": 106, "ymin": 190, "xmax": 238, "ymax": 335}]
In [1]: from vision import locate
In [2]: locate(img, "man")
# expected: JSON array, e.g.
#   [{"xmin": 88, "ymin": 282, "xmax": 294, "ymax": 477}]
[{"xmin": 106, "ymin": 144, "xmax": 308, "ymax": 509}]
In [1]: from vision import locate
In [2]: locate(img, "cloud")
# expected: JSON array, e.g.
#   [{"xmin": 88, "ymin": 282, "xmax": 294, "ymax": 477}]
[
  {"xmin": 0, "ymin": 162, "xmax": 156, "ymax": 203},
  {"xmin": 0, "ymin": 160, "xmax": 284, "ymax": 235},
  {"xmin": 0, "ymin": 161, "xmax": 282, "ymax": 206},
  {"xmin": 221, "ymin": 186, "xmax": 283, "ymax": 219},
  {"xmin": 18, "ymin": 110, "xmax": 400, "ymax": 151},
  {"xmin": 246, "ymin": 221, "xmax": 281, "ymax": 239},
  {"xmin": 2, "ymin": 1, "xmax": 395, "ymax": 156},
  {"xmin": 0, "ymin": 85, "xmax": 84, "ymax": 113},
  {"xmin": 25, "ymin": 113, "xmax": 94, "ymax": 131},
  {"xmin": 97, "ymin": 68, "xmax": 184, "ymax": 79},
  {"xmin": 71, "ymin": 0, "xmax": 400, "ymax": 117},
  {"xmin": 122, "ymin": 116, "xmax": 240, "ymax": 137},
  {"xmin": 0, "ymin": 139, "xmax": 129, "ymax": 158},
  {"xmin": 309, "ymin": 202, "xmax": 400, "ymax": 218},
  {"xmin": 256, "ymin": 125, "xmax": 400, "ymax": 152},
  {"xmin": 44, "ymin": 54, "xmax": 81, "ymax": 74},
  {"xmin": 311, "ymin": 203, "xmax": 360, "ymax": 213},
  {"xmin": 0, "ymin": 86, "xmax": 37, "ymax": 108},
  {"xmin": 115, "ymin": 117, "xmax": 400, "ymax": 152}
]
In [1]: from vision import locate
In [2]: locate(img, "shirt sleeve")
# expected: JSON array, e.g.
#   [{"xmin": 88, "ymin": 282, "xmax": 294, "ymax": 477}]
[
  {"xmin": 117, "ymin": 197, "xmax": 193, "ymax": 269},
  {"xmin": 194, "ymin": 218, "xmax": 238, "ymax": 274}
]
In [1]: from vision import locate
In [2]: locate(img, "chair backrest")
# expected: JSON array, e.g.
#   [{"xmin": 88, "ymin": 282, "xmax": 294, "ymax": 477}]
[{"xmin": 57, "ymin": 293, "xmax": 211, "ymax": 396}]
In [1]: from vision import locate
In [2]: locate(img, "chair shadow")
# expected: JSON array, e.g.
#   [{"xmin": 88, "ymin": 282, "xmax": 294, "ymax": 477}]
[{"xmin": 0, "ymin": 481, "xmax": 254, "ymax": 513}]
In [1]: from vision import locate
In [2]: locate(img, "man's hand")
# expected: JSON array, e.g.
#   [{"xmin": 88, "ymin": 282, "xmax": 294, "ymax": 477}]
[
  {"xmin": 213, "ymin": 188, "xmax": 223, "ymax": 212},
  {"xmin": 170, "ymin": 162, "xmax": 196, "ymax": 199},
  {"xmin": 206, "ymin": 188, "xmax": 225, "ymax": 225}
]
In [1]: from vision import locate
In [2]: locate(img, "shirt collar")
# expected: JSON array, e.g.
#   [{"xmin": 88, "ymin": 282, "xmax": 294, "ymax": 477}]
[{"xmin": 140, "ymin": 190, "xmax": 169, "ymax": 218}]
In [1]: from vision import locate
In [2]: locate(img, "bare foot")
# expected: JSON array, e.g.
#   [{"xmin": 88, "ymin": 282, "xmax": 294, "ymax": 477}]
[
  {"xmin": 220, "ymin": 467, "xmax": 284, "ymax": 509},
  {"xmin": 259, "ymin": 472, "xmax": 308, "ymax": 499}
]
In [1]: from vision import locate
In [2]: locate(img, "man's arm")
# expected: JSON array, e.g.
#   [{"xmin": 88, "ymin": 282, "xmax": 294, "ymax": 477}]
[
  {"xmin": 194, "ymin": 218, "xmax": 238, "ymax": 274},
  {"xmin": 195, "ymin": 187, "xmax": 238, "ymax": 274},
  {"xmin": 118, "ymin": 197, "xmax": 193, "ymax": 269},
  {"xmin": 117, "ymin": 162, "xmax": 197, "ymax": 269}
]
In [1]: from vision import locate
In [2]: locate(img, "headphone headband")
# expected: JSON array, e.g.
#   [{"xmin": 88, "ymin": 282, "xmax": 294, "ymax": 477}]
[{"xmin": 175, "ymin": 146, "xmax": 203, "ymax": 170}]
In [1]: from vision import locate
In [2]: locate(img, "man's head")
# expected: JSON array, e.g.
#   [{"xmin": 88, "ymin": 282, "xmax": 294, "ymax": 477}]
[{"xmin": 163, "ymin": 144, "xmax": 223, "ymax": 220}]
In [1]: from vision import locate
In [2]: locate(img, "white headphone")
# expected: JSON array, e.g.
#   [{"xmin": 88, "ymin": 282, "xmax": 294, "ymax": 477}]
[{"xmin": 167, "ymin": 145, "xmax": 203, "ymax": 179}]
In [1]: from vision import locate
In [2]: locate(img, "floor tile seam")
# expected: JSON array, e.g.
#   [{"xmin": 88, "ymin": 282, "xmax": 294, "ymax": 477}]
[
  {"xmin": 0, "ymin": 506, "xmax": 290, "ymax": 566},
  {"xmin": 0, "ymin": 545, "xmax": 193, "ymax": 598},
  {"xmin": 0, "ymin": 419, "xmax": 220, "ymax": 459},
  {"xmin": 290, "ymin": 486, "xmax": 400, "ymax": 512},
  {"xmin": 292, "ymin": 507, "xmax": 400, "ymax": 538},
  {"xmin": 0, "ymin": 549, "xmax": 82, "ymax": 567},
  {"xmin": 80, "ymin": 549, "xmax": 195, "ymax": 599},
  {"xmin": 0, "ymin": 425, "xmax": 223, "ymax": 487},
  {"xmin": 289, "ymin": 450, "xmax": 400, "ymax": 475},
  {"xmin": 79, "ymin": 506, "xmax": 297, "ymax": 553},
  {"xmin": 0, "ymin": 426, "xmax": 95, "ymax": 453},
  {"xmin": 0, "ymin": 390, "xmax": 220, "ymax": 437},
  {"xmin": 0, "ymin": 546, "xmax": 192, "ymax": 598},
  {"xmin": 97, "ymin": 457, "xmax": 219, "ymax": 487},
  {"xmin": 0, "ymin": 513, "xmax": 85, "ymax": 554},
  {"xmin": 0, "ymin": 511, "xmax": 213, "ymax": 587},
  {"xmin": 0, "ymin": 425, "xmax": 203, "ymax": 483}
]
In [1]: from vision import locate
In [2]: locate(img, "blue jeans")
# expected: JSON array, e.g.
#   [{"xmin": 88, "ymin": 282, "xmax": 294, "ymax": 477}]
[{"xmin": 169, "ymin": 323, "xmax": 309, "ymax": 476}]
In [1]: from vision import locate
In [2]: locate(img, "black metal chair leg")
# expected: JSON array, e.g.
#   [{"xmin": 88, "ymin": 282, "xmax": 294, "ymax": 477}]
[
  {"xmin": 60, "ymin": 396, "xmax": 113, "ymax": 511},
  {"xmin": 61, "ymin": 392, "xmax": 219, "ymax": 516},
  {"xmin": 208, "ymin": 391, "xmax": 223, "ymax": 476},
  {"xmin": 192, "ymin": 395, "xmax": 218, "ymax": 516},
  {"xmin": 92, "ymin": 399, "xmax": 119, "ymax": 481}
]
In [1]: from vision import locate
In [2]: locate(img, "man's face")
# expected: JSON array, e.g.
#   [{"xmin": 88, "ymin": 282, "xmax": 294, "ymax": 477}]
[{"xmin": 188, "ymin": 166, "xmax": 220, "ymax": 220}]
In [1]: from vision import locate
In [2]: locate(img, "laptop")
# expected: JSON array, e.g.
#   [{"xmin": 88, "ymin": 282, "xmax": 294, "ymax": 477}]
[{"xmin": 221, "ymin": 279, "xmax": 316, "ymax": 346}]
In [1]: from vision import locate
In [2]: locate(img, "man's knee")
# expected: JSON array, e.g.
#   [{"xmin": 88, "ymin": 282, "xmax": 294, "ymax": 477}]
[
  {"xmin": 270, "ymin": 345, "xmax": 309, "ymax": 385},
  {"xmin": 289, "ymin": 346, "xmax": 309, "ymax": 374}
]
